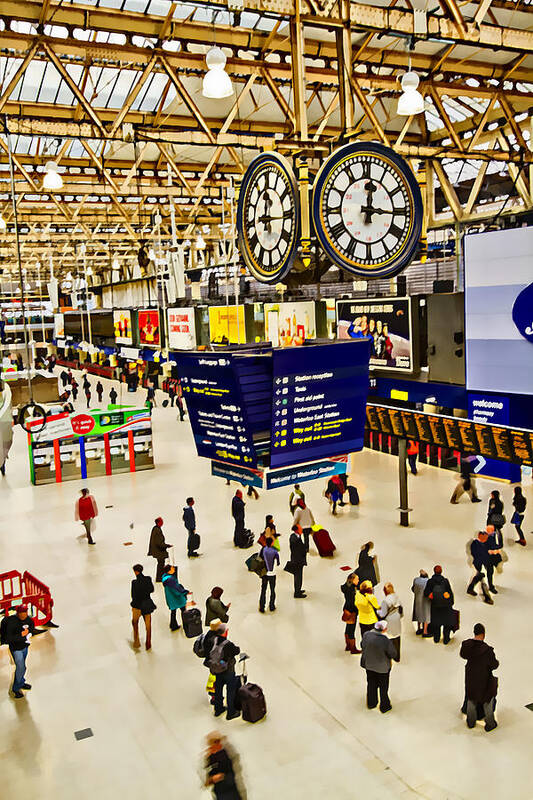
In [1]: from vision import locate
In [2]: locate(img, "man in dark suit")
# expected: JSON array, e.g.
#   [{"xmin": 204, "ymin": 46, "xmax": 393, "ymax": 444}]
[
  {"xmin": 360, "ymin": 621, "xmax": 399, "ymax": 713},
  {"xmin": 460, "ymin": 622, "xmax": 499, "ymax": 731},
  {"xmin": 289, "ymin": 524, "xmax": 307, "ymax": 599}
]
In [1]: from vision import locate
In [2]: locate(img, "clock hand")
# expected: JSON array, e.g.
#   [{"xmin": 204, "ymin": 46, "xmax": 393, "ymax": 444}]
[{"xmin": 362, "ymin": 179, "xmax": 378, "ymax": 224}]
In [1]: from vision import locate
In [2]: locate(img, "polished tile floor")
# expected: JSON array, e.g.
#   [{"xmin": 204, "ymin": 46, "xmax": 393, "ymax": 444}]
[{"xmin": 1, "ymin": 371, "xmax": 532, "ymax": 799}]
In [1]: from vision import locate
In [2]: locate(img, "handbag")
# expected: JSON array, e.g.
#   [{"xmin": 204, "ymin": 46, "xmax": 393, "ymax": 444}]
[
  {"xmin": 342, "ymin": 610, "xmax": 356, "ymax": 624},
  {"xmin": 510, "ymin": 510, "xmax": 522, "ymax": 525},
  {"xmin": 489, "ymin": 512, "xmax": 506, "ymax": 528},
  {"xmin": 284, "ymin": 560, "xmax": 297, "ymax": 575}
]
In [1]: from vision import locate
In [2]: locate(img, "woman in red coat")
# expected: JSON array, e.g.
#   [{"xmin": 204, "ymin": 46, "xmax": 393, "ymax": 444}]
[{"xmin": 75, "ymin": 488, "xmax": 98, "ymax": 545}]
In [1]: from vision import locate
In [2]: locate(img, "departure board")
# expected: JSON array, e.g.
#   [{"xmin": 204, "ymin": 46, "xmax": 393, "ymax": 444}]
[
  {"xmin": 176, "ymin": 353, "xmax": 257, "ymax": 467},
  {"xmin": 271, "ymin": 340, "xmax": 370, "ymax": 468},
  {"xmin": 366, "ymin": 402, "xmax": 533, "ymax": 466}
]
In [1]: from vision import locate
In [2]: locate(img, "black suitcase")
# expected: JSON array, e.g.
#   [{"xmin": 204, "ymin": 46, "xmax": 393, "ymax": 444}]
[
  {"xmin": 348, "ymin": 485, "xmax": 360, "ymax": 505},
  {"xmin": 182, "ymin": 606, "xmax": 202, "ymax": 638},
  {"xmin": 236, "ymin": 529, "xmax": 254, "ymax": 549},
  {"xmin": 239, "ymin": 683, "xmax": 267, "ymax": 722}
]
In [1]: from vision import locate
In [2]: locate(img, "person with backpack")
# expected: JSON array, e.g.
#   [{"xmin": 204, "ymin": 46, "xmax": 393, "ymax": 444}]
[
  {"xmin": 512, "ymin": 486, "xmax": 527, "ymax": 545},
  {"xmin": 231, "ymin": 490, "xmax": 246, "ymax": 546},
  {"xmin": 289, "ymin": 484, "xmax": 305, "ymax": 514},
  {"xmin": 259, "ymin": 537, "xmax": 279, "ymax": 613},
  {"xmin": 182, "ymin": 496, "xmax": 200, "ymax": 558},
  {"xmin": 292, "ymin": 498, "xmax": 315, "ymax": 553},
  {"xmin": 75, "ymin": 487, "xmax": 98, "ymax": 545},
  {"xmin": 205, "ymin": 587, "xmax": 230, "ymax": 627},
  {"xmin": 2, "ymin": 605, "xmax": 35, "ymax": 698},
  {"xmin": 161, "ymin": 564, "xmax": 190, "ymax": 631},
  {"xmin": 131, "ymin": 564, "xmax": 156, "ymax": 650},
  {"xmin": 96, "ymin": 380, "xmax": 104, "ymax": 404},
  {"xmin": 466, "ymin": 531, "xmax": 494, "ymax": 604},
  {"xmin": 147, "ymin": 517, "xmax": 171, "ymax": 582},
  {"xmin": 424, "ymin": 565, "xmax": 455, "ymax": 644},
  {"xmin": 289, "ymin": 524, "xmax": 307, "ymax": 599},
  {"xmin": 208, "ymin": 623, "xmax": 241, "ymax": 720}
]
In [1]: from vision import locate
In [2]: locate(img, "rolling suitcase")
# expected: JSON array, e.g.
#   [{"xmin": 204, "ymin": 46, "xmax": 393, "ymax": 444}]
[
  {"xmin": 313, "ymin": 528, "xmax": 336, "ymax": 557},
  {"xmin": 236, "ymin": 657, "xmax": 266, "ymax": 723},
  {"xmin": 348, "ymin": 485, "xmax": 360, "ymax": 505},
  {"xmin": 182, "ymin": 594, "xmax": 202, "ymax": 638}
]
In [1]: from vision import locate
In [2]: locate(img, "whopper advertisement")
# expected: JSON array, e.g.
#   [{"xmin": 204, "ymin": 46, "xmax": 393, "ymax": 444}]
[
  {"xmin": 336, "ymin": 297, "xmax": 413, "ymax": 371},
  {"xmin": 113, "ymin": 310, "xmax": 133, "ymax": 345},
  {"xmin": 167, "ymin": 308, "xmax": 196, "ymax": 350},
  {"xmin": 264, "ymin": 301, "xmax": 316, "ymax": 347},
  {"xmin": 138, "ymin": 309, "xmax": 160, "ymax": 346}
]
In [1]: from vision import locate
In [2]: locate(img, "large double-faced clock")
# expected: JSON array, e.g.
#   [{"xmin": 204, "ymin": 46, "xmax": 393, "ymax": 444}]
[
  {"xmin": 311, "ymin": 141, "xmax": 423, "ymax": 279},
  {"xmin": 236, "ymin": 152, "xmax": 300, "ymax": 284}
]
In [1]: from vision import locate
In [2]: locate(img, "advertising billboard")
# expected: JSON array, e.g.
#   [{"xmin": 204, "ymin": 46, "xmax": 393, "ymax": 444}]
[
  {"xmin": 264, "ymin": 302, "xmax": 316, "ymax": 347},
  {"xmin": 113, "ymin": 310, "xmax": 133, "ymax": 345},
  {"xmin": 208, "ymin": 305, "xmax": 246, "ymax": 344},
  {"xmin": 336, "ymin": 297, "xmax": 413, "ymax": 371},
  {"xmin": 465, "ymin": 227, "xmax": 533, "ymax": 394},
  {"xmin": 138, "ymin": 309, "xmax": 160, "ymax": 347},
  {"xmin": 167, "ymin": 307, "xmax": 196, "ymax": 350},
  {"xmin": 54, "ymin": 313, "xmax": 64, "ymax": 339}
]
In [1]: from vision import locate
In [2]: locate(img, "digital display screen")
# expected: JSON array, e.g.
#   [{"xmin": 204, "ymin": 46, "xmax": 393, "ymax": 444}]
[
  {"xmin": 176, "ymin": 353, "xmax": 257, "ymax": 467},
  {"xmin": 366, "ymin": 403, "xmax": 533, "ymax": 466},
  {"xmin": 336, "ymin": 297, "xmax": 414, "ymax": 371},
  {"xmin": 270, "ymin": 340, "xmax": 370, "ymax": 468}
]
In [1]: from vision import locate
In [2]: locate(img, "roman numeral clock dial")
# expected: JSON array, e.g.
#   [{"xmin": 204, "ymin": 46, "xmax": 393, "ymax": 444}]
[
  {"xmin": 237, "ymin": 152, "xmax": 300, "ymax": 284},
  {"xmin": 311, "ymin": 142, "xmax": 423, "ymax": 279}
]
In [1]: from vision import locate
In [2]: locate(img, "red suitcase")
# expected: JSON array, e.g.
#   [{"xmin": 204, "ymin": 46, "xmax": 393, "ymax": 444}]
[{"xmin": 313, "ymin": 528, "xmax": 336, "ymax": 557}]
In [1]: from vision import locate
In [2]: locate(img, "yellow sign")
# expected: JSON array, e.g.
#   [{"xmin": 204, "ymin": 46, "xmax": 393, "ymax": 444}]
[{"xmin": 209, "ymin": 305, "xmax": 246, "ymax": 344}]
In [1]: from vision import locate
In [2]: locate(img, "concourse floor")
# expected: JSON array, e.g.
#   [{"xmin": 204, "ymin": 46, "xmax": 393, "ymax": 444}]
[{"xmin": 1, "ymin": 371, "xmax": 533, "ymax": 800}]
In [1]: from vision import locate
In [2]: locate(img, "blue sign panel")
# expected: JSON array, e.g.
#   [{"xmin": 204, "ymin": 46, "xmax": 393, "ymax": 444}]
[
  {"xmin": 468, "ymin": 393, "xmax": 520, "ymax": 481},
  {"xmin": 211, "ymin": 460, "xmax": 264, "ymax": 488},
  {"xmin": 270, "ymin": 340, "xmax": 370, "ymax": 468},
  {"xmin": 266, "ymin": 458, "xmax": 347, "ymax": 490},
  {"xmin": 177, "ymin": 353, "xmax": 257, "ymax": 467}
]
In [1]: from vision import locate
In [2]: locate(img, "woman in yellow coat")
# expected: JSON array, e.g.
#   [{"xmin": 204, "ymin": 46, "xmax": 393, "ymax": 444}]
[{"xmin": 355, "ymin": 580, "xmax": 380, "ymax": 641}]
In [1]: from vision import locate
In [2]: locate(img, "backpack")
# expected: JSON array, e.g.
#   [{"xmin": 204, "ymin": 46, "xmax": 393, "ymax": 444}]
[
  {"xmin": 193, "ymin": 632, "xmax": 207, "ymax": 659},
  {"xmin": 207, "ymin": 640, "xmax": 228, "ymax": 674},
  {"xmin": 430, "ymin": 582, "xmax": 448, "ymax": 607}
]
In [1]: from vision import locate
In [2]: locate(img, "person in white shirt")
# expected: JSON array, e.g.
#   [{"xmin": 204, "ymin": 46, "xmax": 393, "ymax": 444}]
[{"xmin": 293, "ymin": 498, "xmax": 315, "ymax": 553}]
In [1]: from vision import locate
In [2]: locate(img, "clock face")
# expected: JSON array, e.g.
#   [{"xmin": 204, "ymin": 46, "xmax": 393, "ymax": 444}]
[
  {"xmin": 312, "ymin": 142, "xmax": 423, "ymax": 279},
  {"xmin": 237, "ymin": 153, "xmax": 299, "ymax": 284}
]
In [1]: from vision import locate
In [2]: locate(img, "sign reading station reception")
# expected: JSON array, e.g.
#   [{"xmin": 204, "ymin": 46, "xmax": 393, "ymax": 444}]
[
  {"xmin": 167, "ymin": 308, "xmax": 197, "ymax": 350},
  {"xmin": 27, "ymin": 407, "xmax": 154, "ymax": 485},
  {"xmin": 138, "ymin": 309, "xmax": 160, "ymax": 346},
  {"xmin": 114, "ymin": 310, "xmax": 133, "ymax": 345}
]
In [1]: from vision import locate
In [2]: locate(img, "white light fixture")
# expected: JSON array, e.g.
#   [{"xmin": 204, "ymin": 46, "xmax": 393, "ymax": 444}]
[
  {"xmin": 0, "ymin": 214, "xmax": 6, "ymax": 231},
  {"xmin": 86, "ymin": 265, "xmax": 93, "ymax": 276},
  {"xmin": 202, "ymin": 46, "xmax": 233, "ymax": 99},
  {"xmin": 397, "ymin": 71, "xmax": 425, "ymax": 116},
  {"xmin": 112, "ymin": 257, "xmax": 120, "ymax": 271},
  {"xmin": 196, "ymin": 232, "xmax": 206, "ymax": 250},
  {"xmin": 43, "ymin": 161, "xmax": 64, "ymax": 190}
]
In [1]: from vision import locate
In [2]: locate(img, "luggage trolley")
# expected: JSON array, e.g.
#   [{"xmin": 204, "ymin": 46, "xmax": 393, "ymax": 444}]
[{"xmin": 0, "ymin": 570, "xmax": 54, "ymax": 626}]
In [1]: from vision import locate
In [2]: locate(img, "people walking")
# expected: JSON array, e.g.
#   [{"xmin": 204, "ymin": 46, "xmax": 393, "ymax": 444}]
[
  {"xmin": 176, "ymin": 393, "xmax": 185, "ymax": 422},
  {"xmin": 466, "ymin": 531, "xmax": 494, "ymax": 604},
  {"xmin": 512, "ymin": 486, "xmax": 527, "ymax": 545},
  {"xmin": 292, "ymin": 498, "xmax": 315, "ymax": 553},
  {"xmin": 411, "ymin": 570, "xmax": 431, "ymax": 637},
  {"xmin": 207, "ymin": 622, "xmax": 241, "ymax": 720},
  {"xmin": 2, "ymin": 605, "xmax": 35, "ymax": 698},
  {"xmin": 131, "ymin": 564, "xmax": 156, "ymax": 650},
  {"xmin": 379, "ymin": 582, "xmax": 403, "ymax": 661},
  {"xmin": 360, "ymin": 621, "xmax": 399, "ymax": 713},
  {"xmin": 487, "ymin": 490, "xmax": 505, "ymax": 531},
  {"xmin": 341, "ymin": 571, "xmax": 360, "ymax": 654},
  {"xmin": 326, "ymin": 474, "xmax": 346, "ymax": 514},
  {"xmin": 183, "ymin": 496, "xmax": 200, "ymax": 558},
  {"xmin": 205, "ymin": 587, "xmax": 230, "ymax": 627},
  {"xmin": 96, "ymin": 380, "xmax": 104, "ymax": 403},
  {"xmin": 75, "ymin": 487, "xmax": 98, "ymax": 545},
  {"xmin": 109, "ymin": 386, "xmax": 118, "ymax": 405},
  {"xmin": 231, "ymin": 490, "xmax": 246, "ymax": 546},
  {"xmin": 71, "ymin": 377, "xmax": 79, "ymax": 402},
  {"xmin": 355, "ymin": 580, "xmax": 380, "ymax": 640},
  {"xmin": 450, "ymin": 461, "xmax": 481, "ymax": 504},
  {"xmin": 85, "ymin": 384, "xmax": 92, "ymax": 408},
  {"xmin": 204, "ymin": 731, "xmax": 244, "ymax": 799},
  {"xmin": 289, "ymin": 484, "xmax": 305, "ymax": 514},
  {"xmin": 460, "ymin": 623, "xmax": 499, "ymax": 732},
  {"xmin": 147, "ymin": 517, "xmax": 171, "ymax": 582},
  {"xmin": 424, "ymin": 565, "xmax": 455, "ymax": 643},
  {"xmin": 486, "ymin": 524, "xmax": 503, "ymax": 593},
  {"xmin": 60, "ymin": 368, "xmax": 69, "ymax": 388},
  {"xmin": 407, "ymin": 440, "xmax": 419, "ymax": 475},
  {"xmin": 147, "ymin": 383, "xmax": 156, "ymax": 407},
  {"xmin": 289, "ymin": 524, "xmax": 307, "ymax": 599},
  {"xmin": 161, "ymin": 564, "xmax": 190, "ymax": 631},
  {"xmin": 259, "ymin": 537, "xmax": 279, "ymax": 613},
  {"xmin": 356, "ymin": 542, "xmax": 378, "ymax": 586}
]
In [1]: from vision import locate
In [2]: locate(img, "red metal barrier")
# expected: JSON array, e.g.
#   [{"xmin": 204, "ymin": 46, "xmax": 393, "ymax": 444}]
[{"xmin": 0, "ymin": 570, "xmax": 54, "ymax": 626}]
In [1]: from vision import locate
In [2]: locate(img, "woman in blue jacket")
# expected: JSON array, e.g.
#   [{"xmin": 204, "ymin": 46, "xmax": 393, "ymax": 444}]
[{"xmin": 161, "ymin": 565, "xmax": 189, "ymax": 631}]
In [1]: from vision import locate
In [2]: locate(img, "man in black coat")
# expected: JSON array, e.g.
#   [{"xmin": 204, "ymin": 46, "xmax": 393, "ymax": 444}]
[
  {"xmin": 147, "ymin": 517, "xmax": 171, "ymax": 582},
  {"xmin": 182, "ymin": 496, "xmax": 200, "ymax": 558},
  {"xmin": 2, "ymin": 605, "xmax": 35, "ymax": 698},
  {"xmin": 289, "ymin": 524, "xmax": 307, "ymax": 599},
  {"xmin": 424, "ymin": 565, "xmax": 454, "ymax": 644},
  {"xmin": 130, "ymin": 564, "xmax": 156, "ymax": 649},
  {"xmin": 231, "ymin": 491, "xmax": 245, "ymax": 546},
  {"xmin": 460, "ymin": 622, "xmax": 499, "ymax": 731},
  {"xmin": 467, "ymin": 531, "xmax": 494, "ymax": 604}
]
